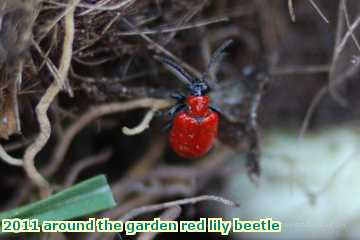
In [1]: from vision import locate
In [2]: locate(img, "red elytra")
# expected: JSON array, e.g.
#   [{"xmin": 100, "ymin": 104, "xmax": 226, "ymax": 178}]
[{"xmin": 169, "ymin": 96, "xmax": 219, "ymax": 158}]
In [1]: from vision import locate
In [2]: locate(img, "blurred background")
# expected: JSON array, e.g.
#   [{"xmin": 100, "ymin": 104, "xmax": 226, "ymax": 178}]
[{"xmin": 1, "ymin": 0, "xmax": 360, "ymax": 239}]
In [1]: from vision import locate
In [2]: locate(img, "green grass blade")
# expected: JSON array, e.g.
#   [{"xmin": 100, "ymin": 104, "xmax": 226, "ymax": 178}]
[{"xmin": 0, "ymin": 175, "xmax": 116, "ymax": 228}]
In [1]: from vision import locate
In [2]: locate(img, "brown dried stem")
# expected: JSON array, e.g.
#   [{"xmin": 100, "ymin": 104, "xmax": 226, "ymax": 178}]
[
  {"xmin": 136, "ymin": 206, "xmax": 182, "ymax": 240},
  {"xmin": 122, "ymin": 108, "xmax": 157, "ymax": 135},
  {"xmin": 119, "ymin": 195, "xmax": 239, "ymax": 222},
  {"xmin": 23, "ymin": 0, "xmax": 80, "ymax": 197},
  {"xmin": 43, "ymin": 98, "xmax": 174, "ymax": 177}
]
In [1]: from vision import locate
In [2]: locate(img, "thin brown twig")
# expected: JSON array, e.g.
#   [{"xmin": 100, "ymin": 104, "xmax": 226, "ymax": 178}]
[
  {"xmin": 298, "ymin": 85, "xmax": 328, "ymax": 139},
  {"xmin": 300, "ymin": 0, "xmax": 343, "ymax": 137},
  {"xmin": 45, "ymin": 0, "xmax": 134, "ymax": 11},
  {"xmin": 342, "ymin": 0, "xmax": 360, "ymax": 52},
  {"xmin": 288, "ymin": 0, "xmax": 296, "ymax": 22},
  {"xmin": 38, "ymin": 0, "xmax": 79, "ymax": 42},
  {"xmin": 308, "ymin": 0, "xmax": 329, "ymax": 23},
  {"xmin": 328, "ymin": 1, "xmax": 360, "ymax": 106},
  {"xmin": 115, "ymin": 17, "xmax": 228, "ymax": 36},
  {"xmin": 77, "ymin": 0, "xmax": 113, "ymax": 16},
  {"xmin": 43, "ymin": 98, "xmax": 174, "ymax": 177},
  {"xmin": 332, "ymin": 16, "xmax": 360, "ymax": 60},
  {"xmin": 0, "ymin": 144, "xmax": 23, "ymax": 166},
  {"xmin": 270, "ymin": 64, "xmax": 330, "ymax": 75},
  {"xmin": 4, "ymin": 137, "xmax": 35, "ymax": 152},
  {"xmin": 162, "ymin": 0, "xmax": 208, "ymax": 45},
  {"xmin": 95, "ymin": 148, "xmax": 233, "ymax": 238},
  {"xmin": 288, "ymin": 0, "xmax": 329, "ymax": 23},
  {"xmin": 92, "ymin": 195, "xmax": 157, "ymax": 240},
  {"xmin": 78, "ymin": 0, "xmax": 136, "ymax": 15},
  {"xmin": 137, "ymin": 206, "xmax": 182, "ymax": 240},
  {"xmin": 121, "ymin": 18, "xmax": 203, "ymax": 79},
  {"xmin": 122, "ymin": 108, "xmax": 157, "ymax": 135},
  {"xmin": 299, "ymin": 61, "xmax": 360, "ymax": 139},
  {"xmin": 110, "ymin": 146, "xmax": 233, "ymax": 202},
  {"xmin": 63, "ymin": 148, "xmax": 112, "ymax": 187},
  {"xmin": 119, "ymin": 195, "xmax": 239, "ymax": 222},
  {"xmin": 23, "ymin": 83, "xmax": 56, "ymax": 195},
  {"xmin": 23, "ymin": 0, "xmax": 80, "ymax": 197}
]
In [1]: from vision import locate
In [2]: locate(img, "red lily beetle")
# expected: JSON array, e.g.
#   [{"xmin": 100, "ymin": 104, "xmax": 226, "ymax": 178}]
[{"xmin": 155, "ymin": 40, "xmax": 233, "ymax": 158}]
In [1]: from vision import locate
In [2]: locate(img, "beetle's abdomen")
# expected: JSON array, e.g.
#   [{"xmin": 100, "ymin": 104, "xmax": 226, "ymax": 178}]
[{"xmin": 169, "ymin": 110, "xmax": 219, "ymax": 158}]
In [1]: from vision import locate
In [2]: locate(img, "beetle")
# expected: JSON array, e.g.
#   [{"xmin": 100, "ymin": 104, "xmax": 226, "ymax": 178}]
[{"xmin": 155, "ymin": 40, "xmax": 233, "ymax": 158}]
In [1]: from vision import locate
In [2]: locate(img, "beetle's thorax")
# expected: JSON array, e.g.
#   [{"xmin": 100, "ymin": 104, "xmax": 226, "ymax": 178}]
[{"xmin": 186, "ymin": 95, "xmax": 210, "ymax": 117}]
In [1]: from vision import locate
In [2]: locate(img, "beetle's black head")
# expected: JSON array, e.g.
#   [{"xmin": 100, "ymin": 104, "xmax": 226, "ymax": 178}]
[{"xmin": 187, "ymin": 79, "xmax": 209, "ymax": 96}]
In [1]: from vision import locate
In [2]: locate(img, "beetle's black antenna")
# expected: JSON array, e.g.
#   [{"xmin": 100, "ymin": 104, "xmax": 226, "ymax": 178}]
[
  {"xmin": 154, "ymin": 54, "xmax": 193, "ymax": 84},
  {"xmin": 202, "ymin": 39, "xmax": 233, "ymax": 83}
]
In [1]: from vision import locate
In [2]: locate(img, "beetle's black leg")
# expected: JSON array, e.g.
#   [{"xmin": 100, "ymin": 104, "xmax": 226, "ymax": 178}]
[
  {"xmin": 162, "ymin": 120, "xmax": 173, "ymax": 132},
  {"xmin": 171, "ymin": 92, "xmax": 186, "ymax": 101},
  {"xmin": 210, "ymin": 104, "xmax": 224, "ymax": 115},
  {"xmin": 167, "ymin": 103, "xmax": 186, "ymax": 118},
  {"xmin": 162, "ymin": 104, "xmax": 186, "ymax": 132}
]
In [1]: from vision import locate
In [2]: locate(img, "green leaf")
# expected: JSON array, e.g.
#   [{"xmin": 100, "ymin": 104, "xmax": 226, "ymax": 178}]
[{"xmin": 0, "ymin": 175, "xmax": 116, "ymax": 232}]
